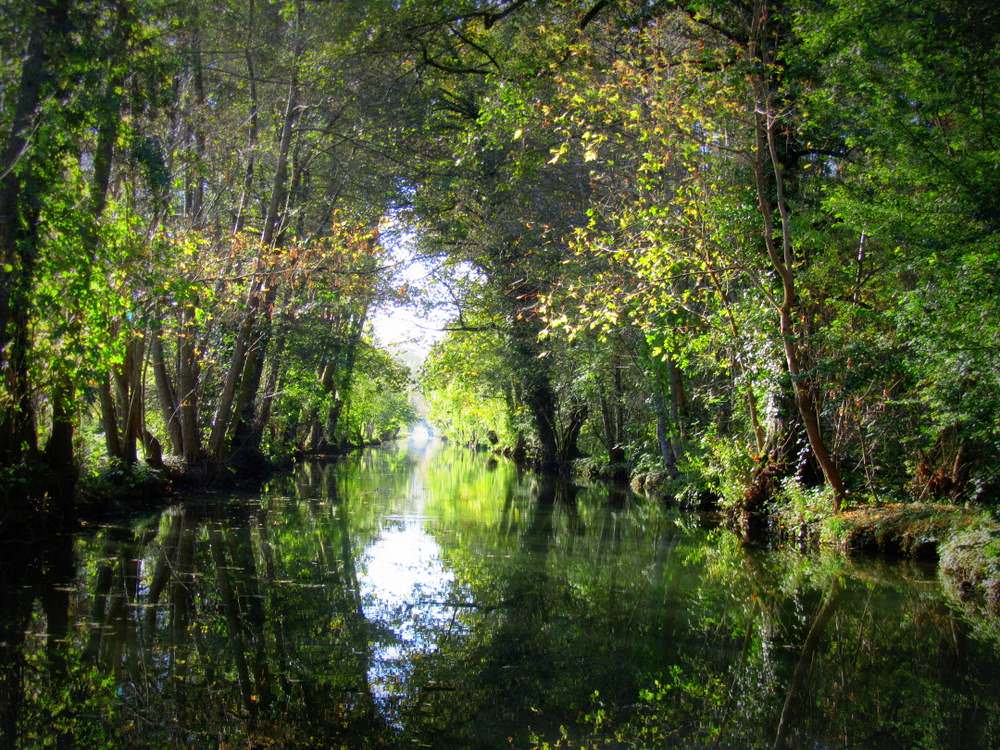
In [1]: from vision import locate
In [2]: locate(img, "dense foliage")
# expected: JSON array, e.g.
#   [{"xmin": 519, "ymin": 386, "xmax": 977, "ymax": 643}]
[
  {"xmin": 1, "ymin": 0, "xmax": 998, "ymax": 521},
  {"xmin": 0, "ymin": 0, "xmax": 416, "ymax": 512},
  {"xmin": 413, "ymin": 0, "xmax": 1000, "ymax": 516}
]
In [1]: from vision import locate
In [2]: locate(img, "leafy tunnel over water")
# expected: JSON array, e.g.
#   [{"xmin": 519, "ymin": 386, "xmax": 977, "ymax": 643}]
[{"xmin": 2, "ymin": 441, "xmax": 999, "ymax": 748}]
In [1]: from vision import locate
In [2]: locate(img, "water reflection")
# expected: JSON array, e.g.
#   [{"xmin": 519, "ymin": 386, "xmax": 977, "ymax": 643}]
[
  {"xmin": 361, "ymin": 439, "xmax": 457, "ymax": 720},
  {"xmin": 0, "ymin": 442, "xmax": 998, "ymax": 748}
]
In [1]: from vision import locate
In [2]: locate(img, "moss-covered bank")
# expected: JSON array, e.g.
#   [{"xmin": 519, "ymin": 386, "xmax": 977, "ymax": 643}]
[{"xmin": 629, "ymin": 466, "xmax": 1000, "ymax": 620}]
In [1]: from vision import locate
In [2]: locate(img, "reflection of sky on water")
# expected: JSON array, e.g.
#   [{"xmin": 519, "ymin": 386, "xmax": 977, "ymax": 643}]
[
  {"xmin": 7, "ymin": 441, "xmax": 1000, "ymax": 748},
  {"xmin": 359, "ymin": 436, "xmax": 462, "ymax": 724}
]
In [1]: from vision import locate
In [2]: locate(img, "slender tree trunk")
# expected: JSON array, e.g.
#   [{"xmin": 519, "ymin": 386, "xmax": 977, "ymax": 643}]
[
  {"xmin": 666, "ymin": 356, "xmax": 687, "ymax": 460},
  {"xmin": 559, "ymin": 399, "xmax": 588, "ymax": 470},
  {"xmin": 252, "ymin": 340, "xmax": 285, "ymax": 446},
  {"xmin": 510, "ymin": 314, "xmax": 559, "ymax": 471},
  {"xmin": 234, "ymin": 282, "xmax": 296, "ymax": 456},
  {"xmin": 44, "ymin": 379, "xmax": 76, "ymax": 499},
  {"xmin": 233, "ymin": 0, "xmax": 258, "ymax": 234},
  {"xmin": 600, "ymin": 381, "xmax": 627, "ymax": 474},
  {"xmin": 177, "ymin": 305, "xmax": 200, "ymax": 464},
  {"xmin": 749, "ymin": 16, "xmax": 846, "ymax": 511},
  {"xmin": 208, "ymin": 274, "xmax": 264, "ymax": 464},
  {"xmin": 98, "ymin": 376, "xmax": 123, "ymax": 460},
  {"xmin": 122, "ymin": 337, "xmax": 145, "ymax": 465},
  {"xmin": 186, "ymin": 19, "xmax": 206, "ymax": 225},
  {"xmin": 260, "ymin": 0, "xmax": 302, "ymax": 249},
  {"xmin": 151, "ymin": 325, "xmax": 183, "ymax": 455},
  {"xmin": 212, "ymin": 3, "xmax": 302, "ymax": 466},
  {"xmin": 174, "ymin": 13, "xmax": 207, "ymax": 468},
  {"xmin": 306, "ymin": 361, "xmax": 334, "ymax": 451},
  {"xmin": 325, "ymin": 305, "xmax": 369, "ymax": 444},
  {"xmin": 0, "ymin": 1, "xmax": 70, "ymax": 465},
  {"xmin": 654, "ymin": 390, "xmax": 677, "ymax": 476}
]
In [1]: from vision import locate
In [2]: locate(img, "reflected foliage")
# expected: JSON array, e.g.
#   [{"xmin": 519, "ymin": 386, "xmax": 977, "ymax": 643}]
[{"xmin": 1, "ymin": 444, "xmax": 999, "ymax": 748}]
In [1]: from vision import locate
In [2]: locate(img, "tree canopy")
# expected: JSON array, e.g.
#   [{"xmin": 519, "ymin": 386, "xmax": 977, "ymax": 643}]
[{"xmin": 0, "ymin": 0, "xmax": 997, "ymax": 522}]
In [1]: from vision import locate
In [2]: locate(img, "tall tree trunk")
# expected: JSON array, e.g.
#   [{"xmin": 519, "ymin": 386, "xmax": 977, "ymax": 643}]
[
  {"xmin": 559, "ymin": 399, "xmax": 588, "ymax": 470},
  {"xmin": 150, "ymin": 325, "xmax": 183, "ymax": 455},
  {"xmin": 234, "ymin": 283, "xmax": 296, "ymax": 456},
  {"xmin": 654, "ymin": 390, "xmax": 677, "ymax": 476},
  {"xmin": 259, "ymin": 0, "xmax": 302, "ymax": 249},
  {"xmin": 233, "ymin": 0, "xmax": 258, "ymax": 234},
  {"xmin": 185, "ymin": 17, "xmax": 206, "ymax": 225},
  {"xmin": 173, "ymin": 12, "xmax": 207, "ymax": 468},
  {"xmin": 526, "ymin": 377, "xmax": 559, "ymax": 472},
  {"xmin": 325, "ymin": 305, "xmax": 369, "ymax": 444},
  {"xmin": 666, "ymin": 356, "xmax": 687, "ymax": 463},
  {"xmin": 749, "ymin": 9, "xmax": 845, "ymax": 511},
  {"xmin": 753, "ymin": 115, "xmax": 846, "ymax": 510},
  {"xmin": 121, "ymin": 337, "xmax": 145, "ymax": 465},
  {"xmin": 98, "ymin": 376, "xmax": 123, "ymax": 460},
  {"xmin": 211, "ymin": 2, "xmax": 302, "ymax": 466},
  {"xmin": 307, "ymin": 361, "xmax": 335, "ymax": 451},
  {"xmin": 207, "ymin": 274, "xmax": 264, "ymax": 464},
  {"xmin": 177, "ymin": 305, "xmax": 200, "ymax": 464},
  {"xmin": 252, "ymin": 339, "xmax": 285, "ymax": 447},
  {"xmin": 0, "ymin": 0, "xmax": 61, "ymax": 464},
  {"xmin": 229, "ymin": 280, "xmax": 279, "ymax": 461},
  {"xmin": 44, "ymin": 379, "xmax": 76, "ymax": 500}
]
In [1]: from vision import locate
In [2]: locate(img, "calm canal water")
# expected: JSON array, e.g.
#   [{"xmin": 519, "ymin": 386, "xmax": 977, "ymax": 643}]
[{"xmin": 1, "ymin": 439, "xmax": 999, "ymax": 748}]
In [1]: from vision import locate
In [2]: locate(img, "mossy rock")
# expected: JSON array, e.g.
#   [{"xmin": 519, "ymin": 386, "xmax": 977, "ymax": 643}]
[
  {"xmin": 820, "ymin": 503, "xmax": 977, "ymax": 561},
  {"xmin": 940, "ymin": 520, "xmax": 1000, "ymax": 616}
]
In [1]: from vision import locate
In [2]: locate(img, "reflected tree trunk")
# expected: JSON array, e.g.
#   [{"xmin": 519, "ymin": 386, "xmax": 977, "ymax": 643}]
[
  {"xmin": 208, "ymin": 525, "xmax": 256, "ymax": 718},
  {"xmin": 772, "ymin": 580, "xmax": 842, "ymax": 750},
  {"xmin": 0, "ymin": 550, "xmax": 33, "ymax": 750}
]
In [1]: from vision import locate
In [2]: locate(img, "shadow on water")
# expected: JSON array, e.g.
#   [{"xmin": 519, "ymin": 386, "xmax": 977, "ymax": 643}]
[{"xmin": 1, "ymin": 440, "xmax": 999, "ymax": 748}]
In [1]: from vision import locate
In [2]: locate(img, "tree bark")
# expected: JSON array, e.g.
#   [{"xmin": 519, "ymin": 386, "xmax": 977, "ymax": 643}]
[
  {"xmin": 98, "ymin": 376, "xmax": 123, "ymax": 460},
  {"xmin": 325, "ymin": 305, "xmax": 369, "ymax": 444},
  {"xmin": 177, "ymin": 306, "xmax": 200, "ymax": 464},
  {"xmin": 208, "ymin": 275, "xmax": 264, "ymax": 463},
  {"xmin": 0, "ymin": 1, "xmax": 69, "ymax": 464},
  {"xmin": 44, "ymin": 378, "xmax": 76, "ymax": 499},
  {"xmin": 232, "ymin": 0, "xmax": 258, "ymax": 234},
  {"xmin": 150, "ymin": 325, "xmax": 183, "ymax": 455},
  {"xmin": 749, "ymin": 8, "xmax": 846, "ymax": 511},
  {"xmin": 259, "ymin": 0, "xmax": 302, "ymax": 249},
  {"xmin": 559, "ymin": 399, "xmax": 588, "ymax": 470},
  {"xmin": 173, "ymin": 11, "xmax": 207, "ymax": 468},
  {"xmin": 212, "ymin": 2, "xmax": 303, "ymax": 466}
]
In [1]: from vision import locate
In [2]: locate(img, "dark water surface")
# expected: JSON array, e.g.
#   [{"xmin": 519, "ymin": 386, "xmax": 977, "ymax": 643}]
[{"xmin": 2, "ymin": 441, "xmax": 999, "ymax": 748}]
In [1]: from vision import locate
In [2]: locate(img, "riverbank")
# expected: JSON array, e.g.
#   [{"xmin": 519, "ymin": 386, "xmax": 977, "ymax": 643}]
[
  {"xmin": 627, "ymin": 465, "xmax": 1000, "ymax": 620},
  {"xmin": 0, "ymin": 439, "xmax": 397, "ymax": 541},
  {"xmin": 6, "ymin": 442, "xmax": 999, "ymax": 750},
  {"xmin": 475, "ymin": 443, "xmax": 1000, "ymax": 609},
  {"xmin": 439, "ymin": 445, "xmax": 1000, "ymax": 619}
]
